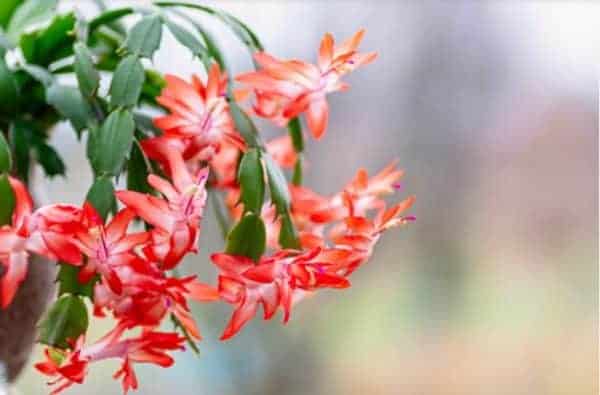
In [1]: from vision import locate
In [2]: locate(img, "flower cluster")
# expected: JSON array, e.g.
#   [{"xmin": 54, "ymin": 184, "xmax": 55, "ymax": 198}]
[
  {"xmin": 213, "ymin": 162, "xmax": 415, "ymax": 339},
  {"xmin": 0, "ymin": 30, "xmax": 414, "ymax": 394},
  {"xmin": 31, "ymin": 146, "xmax": 220, "ymax": 392},
  {"xmin": 0, "ymin": 151, "xmax": 216, "ymax": 393}
]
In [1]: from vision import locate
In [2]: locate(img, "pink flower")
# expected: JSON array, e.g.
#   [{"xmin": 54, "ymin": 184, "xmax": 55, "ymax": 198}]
[
  {"xmin": 73, "ymin": 204, "xmax": 149, "ymax": 295},
  {"xmin": 116, "ymin": 150, "xmax": 209, "ymax": 269}
]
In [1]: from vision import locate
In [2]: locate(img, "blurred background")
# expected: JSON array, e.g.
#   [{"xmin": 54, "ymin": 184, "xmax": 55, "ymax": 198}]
[{"xmin": 15, "ymin": 1, "xmax": 598, "ymax": 394}]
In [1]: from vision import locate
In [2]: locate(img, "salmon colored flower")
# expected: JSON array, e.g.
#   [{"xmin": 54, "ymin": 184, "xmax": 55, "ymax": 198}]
[
  {"xmin": 306, "ymin": 160, "xmax": 404, "ymax": 226},
  {"xmin": 237, "ymin": 30, "xmax": 377, "ymax": 139},
  {"xmin": 116, "ymin": 150, "xmax": 209, "ymax": 269},
  {"xmin": 0, "ymin": 178, "xmax": 82, "ymax": 307},
  {"xmin": 35, "ymin": 321, "xmax": 186, "ymax": 394},
  {"xmin": 153, "ymin": 63, "xmax": 244, "ymax": 160},
  {"xmin": 73, "ymin": 204, "xmax": 149, "ymax": 295},
  {"xmin": 249, "ymin": 90, "xmax": 290, "ymax": 127},
  {"xmin": 325, "ymin": 193, "xmax": 416, "ymax": 276}
]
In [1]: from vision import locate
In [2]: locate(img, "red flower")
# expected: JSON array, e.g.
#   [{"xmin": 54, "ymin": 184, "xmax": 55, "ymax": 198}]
[
  {"xmin": 237, "ymin": 30, "xmax": 377, "ymax": 139},
  {"xmin": 212, "ymin": 248, "xmax": 350, "ymax": 340},
  {"xmin": 73, "ymin": 204, "xmax": 149, "ymax": 295},
  {"xmin": 94, "ymin": 266, "xmax": 218, "ymax": 340},
  {"xmin": 0, "ymin": 178, "xmax": 82, "ymax": 307},
  {"xmin": 36, "ymin": 321, "xmax": 186, "ymax": 394}
]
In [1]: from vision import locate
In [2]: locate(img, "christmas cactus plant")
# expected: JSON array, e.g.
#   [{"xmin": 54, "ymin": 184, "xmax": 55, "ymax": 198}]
[{"xmin": 0, "ymin": 1, "xmax": 415, "ymax": 393}]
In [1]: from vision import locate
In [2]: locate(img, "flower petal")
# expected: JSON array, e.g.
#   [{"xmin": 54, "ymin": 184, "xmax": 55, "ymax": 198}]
[
  {"xmin": 220, "ymin": 294, "xmax": 259, "ymax": 341},
  {"xmin": 318, "ymin": 32, "xmax": 334, "ymax": 71},
  {"xmin": 0, "ymin": 251, "xmax": 28, "ymax": 308},
  {"xmin": 305, "ymin": 97, "xmax": 329, "ymax": 139}
]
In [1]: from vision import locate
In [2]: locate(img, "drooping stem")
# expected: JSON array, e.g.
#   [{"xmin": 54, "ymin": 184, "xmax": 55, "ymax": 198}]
[{"xmin": 287, "ymin": 117, "xmax": 305, "ymax": 186}]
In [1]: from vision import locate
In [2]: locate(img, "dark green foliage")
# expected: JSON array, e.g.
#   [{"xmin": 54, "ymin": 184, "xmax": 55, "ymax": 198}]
[
  {"xmin": 34, "ymin": 142, "xmax": 65, "ymax": 177},
  {"xmin": 238, "ymin": 149, "xmax": 265, "ymax": 214},
  {"xmin": 38, "ymin": 294, "xmax": 88, "ymax": 349},
  {"xmin": 127, "ymin": 141, "xmax": 152, "ymax": 194},
  {"xmin": 85, "ymin": 176, "xmax": 116, "ymax": 221},
  {"xmin": 0, "ymin": 0, "xmax": 23, "ymax": 28},
  {"xmin": 46, "ymin": 83, "xmax": 92, "ymax": 133},
  {"xmin": 123, "ymin": 14, "xmax": 162, "ymax": 58},
  {"xmin": 9, "ymin": 121, "xmax": 32, "ymax": 182},
  {"xmin": 0, "ymin": 174, "xmax": 15, "ymax": 226},
  {"xmin": 0, "ymin": 56, "xmax": 19, "ymax": 114},
  {"xmin": 229, "ymin": 101, "xmax": 260, "ymax": 148},
  {"xmin": 163, "ymin": 17, "xmax": 209, "ymax": 61},
  {"xmin": 225, "ymin": 213, "xmax": 266, "ymax": 262},
  {"xmin": 87, "ymin": 109, "xmax": 134, "ymax": 177},
  {"xmin": 6, "ymin": 0, "xmax": 57, "ymax": 43},
  {"xmin": 19, "ymin": 12, "xmax": 75, "ymax": 66},
  {"xmin": 73, "ymin": 42, "xmax": 100, "ymax": 98},
  {"xmin": 263, "ymin": 153, "xmax": 291, "ymax": 214},
  {"xmin": 0, "ymin": 133, "xmax": 12, "ymax": 173},
  {"xmin": 279, "ymin": 213, "xmax": 301, "ymax": 250},
  {"xmin": 109, "ymin": 54, "xmax": 145, "ymax": 108},
  {"xmin": 57, "ymin": 263, "xmax": 95, "ymax": 298},
  {"xmin": 287, "ymin": 117, "xmax": 304, "ymax": 152}
]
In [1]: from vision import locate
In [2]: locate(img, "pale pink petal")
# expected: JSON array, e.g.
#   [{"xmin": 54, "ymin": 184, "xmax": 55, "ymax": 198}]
[
  {"xmin": 116, "ymin": 191, "xmax": 175, "ymax": 231},
  {"xmin": 147, "ymin": 175, "xmax": 178, "ymax": 202}
]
